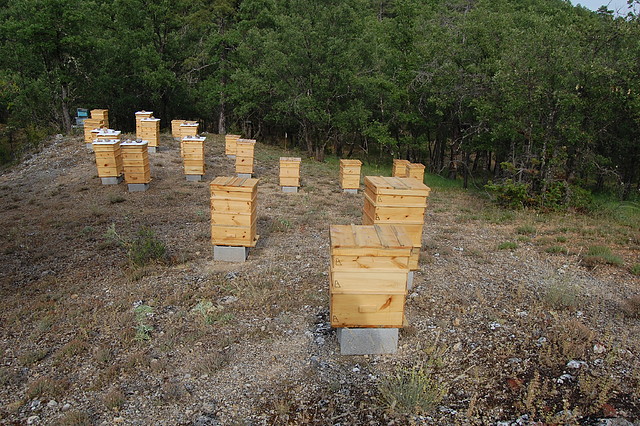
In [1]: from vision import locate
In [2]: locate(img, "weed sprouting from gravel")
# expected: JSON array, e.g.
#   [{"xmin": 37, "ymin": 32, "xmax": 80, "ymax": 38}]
[{"xmin": 377, "ymin": 366, "xmax": 446, "ymax": 415}]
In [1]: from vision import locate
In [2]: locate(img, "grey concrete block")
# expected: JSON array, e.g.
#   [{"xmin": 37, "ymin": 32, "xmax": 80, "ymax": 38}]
[
  {"xmin": 186, "ymin": 174, "xmax": 203, "ymax": 182},
  {"xmin": 237, "ymin": 173, "xmax": 252, "ymax": 179},
  {"xmin": 343, "ymin": 188, "xmax": 358, "ymax": 194},
  {"xmin": 214, "ymin": 245, "xmax": 249, "ymax": 262},
  {"xmin": 227, "ymin": 155, "xmax": 236, "ymax": 159},
  {"xmin": 407, "ymin": 271, "xmax": 414, "ymax": 291},
  {"xmin": 128, "ymin": 183, "xmax": 149, "ymax": 192},
  {"xmin": 101, "ymin": 175, "xmax": 124, "ymax": 185},
  {"xmin": 147, "ymin": 146, "xmax": 157, "ymax": 153},
  {"xmin": 86, "ymin": 143, "xmax": 94, "ymax": 151},
  {"xmin": 282, "ymin": 186, "xmax": 299, "ymax": 193},
  {"xmin": 336, "ymin": 328, "xmax": 399, "ymax": 355}
]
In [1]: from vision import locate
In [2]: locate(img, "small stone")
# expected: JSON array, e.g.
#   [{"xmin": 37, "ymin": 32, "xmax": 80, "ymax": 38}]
[
  {"xmin": 27, "ymin": 416, "xmax": 39, "ymax": 424},
  {"xmin": 566, "ymin": 360, "xmax": 587, "ymax": 369},
  {"xmin": 593, "ymin": 343, "xmax": 606, "ymax": 354},
  {"xmin": 62, "ymin": 403, "xmax": 71, "ymax": 411},
  {"xmin": 295, "ymin": 255, "xmax": 302, "ymax": 260},
  {"xmin": 453, "ymin": 342, "xmax": 463, "ymax": 351},
  {"xmin": 47, "ymin": 400, "xmax": 58, "ymax": 408},
  {"xmin": 556, "ymin": 373, "xmax": 574, "ymax": 384},
  {"xmin": 113, "ymin": 417, "xmax": 124, "ymax": 423},
  {"xmin": 225, "ymin": 272, "xmax": 238, "ymax": 280},
  {"xmin": 219, "ymin": 296, "xmax": 238, "ymax": 305}
]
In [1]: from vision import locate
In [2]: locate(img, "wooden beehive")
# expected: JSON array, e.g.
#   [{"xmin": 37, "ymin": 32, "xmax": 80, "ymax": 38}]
[
  {"xmin": 210, "ymin": 176, "xmax": 259, "ymax": 247},
  {"xmin": 182, "ymin": 136, "xmax": 206, "ymax": 175},
  {"xmin": 135, "ymin": 111, "xmax": 153, "ymax": 136},
  {"xmin": 93, "ymin": 140, "xmax": 123, "ymax": 178},
  {"xmin": 406, "ymin": 163, "xmax": 425, "ymax": 182},
  {"xmin": 362, "ymin": 176, "xmax": 431, "ymax": 270},
  {"xmin": 179, "ymin": 122, "xmax": 199, "ymax": 139},
  {"xmin": 235, "ymin": 139, "xmax": 256, "ymax": 175},
  {"xmin": 121, "ymin": 140, "xmax": 151, "ymax": 184},
  {"xmin": 225, "ymin": 134, "xmax": 241, "ymax": 156},
  {"xmin": 171, "ymin": 120, "xmax": 186, "ymax": 139},
  {"xmin": 329, "ymin": 224, "xmax": 412, "ymax": 328},
  {"xmin": 95, "ymin": 129, "xmax": 121, "ymax": 142},
  {"xmin": 83, "ymin": 118, "xmax": 104, "ymax": 143},
  {"xmin": 90, "ymin": 109, "xmax": 109, "ymax": 128},
  {"xmin": 279, "ymin": 157, "xmax": 301, "ymax": 187},
  {"xmin": 339, "ymin": 159, "xmax": 362, "ymax": 190},
  {"xmin": 137, "ymin": 118, "xmax": 160, "ymax": 147},
  {"xmin": 392, "ymin": 159, "xmax": 410, "ymax": 177}
]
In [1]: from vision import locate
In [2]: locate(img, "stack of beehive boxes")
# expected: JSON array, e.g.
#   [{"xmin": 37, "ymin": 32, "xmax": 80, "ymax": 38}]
[
  {"xmin": 93, "ymin": 140, "xmax": 123, "ymax": 184},
  {"xmin": 406, "ymin": 163, "xmax": 425, "ymax": 182},
  {"xmin": 279, "ymin": 157, "xmax": 301, "ymax": 191},
  {"xmin": 329, "ymin": 224, "xmax": 412, "ymax": 329},
  {"xmin": 235, "ymin": 139, "xmax": 256, "ymax": 176},
  {"xmin": 83, "ymin": 118, "xmax": 105, "ymax": 148},
  {"xmin": 182, "ymin": 136, "xmax": 206, "ymax": 180},
  {"xmin": 90, "ymin": 109, "xmax": 109, "ymax": 128},
  {"xmin": 392, "ymin": 159, "xmax": 410, "ymax": 177},
  {"xmin": 138, "ymin": 118, "xmax": 161, "ymax": 152},
  {"xmin": 362, "ymin": 176, "xmax": 431, "ymax": 270},
  {"xmin": 339, "ymin": 159, "xmax": 362, "ymax": 192},
  {"xmin": 171, "ymin": 119, "xmax": 186, "ymax": 140},
  {"xmin": 121, "ymin": 140, "xmax": 151, "ymax": 191},
  {"xmin": 210, "ymin": 177, "xmax": 259, "ymax": 248},
  {"xmin": 225, "ymin": 134, "xmax": 241, "ymax": 157},
  {"xmin": 135, "ymin": 111, "xmax": 153, "ymax": 136}
]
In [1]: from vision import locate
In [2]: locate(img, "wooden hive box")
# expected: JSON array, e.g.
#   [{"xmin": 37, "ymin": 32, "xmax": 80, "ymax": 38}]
[
  {"xmin": 210, "ymin": 176, "xmax": 259, "ymax": 247},
  {"xmin": 279, "ymin": 157, "xmax": 301, "ymax": 187},
  {"xmin": 225, "ymin": 134, "xmax": 241, "ymax": 156},
  {"xmin": 83, "ymin": 118, "xmax": 105, "ymax": 143},
  {"xmin": 329, "ymin": 224, "xmax": 412, "ymax": 328},
  {"xmin": 362, "ymin": 176, "xmax": 431, "ymax": 270},
  {"xmin": 392, "ymin": 159, "xmax": 411, "ymax": 177},
  {"xmin": 90, "ymin": 109, "xmax": 109, "ymax": 128},
  {"xmin": 182, "ymin": 136, "xmax": 206, "ymax": 175},
  {"xmin": 171, "ymin": 120, "xmax": 186, "ymax": 139},
  {"xmin": 135, "ymin": 111, "xmax": 154, "ymax": 136},
  {"xmin": 339, "ymin": 159, "xmax": 362, "ymax": 190},
  {"xmin": 93, "ymin": 140, "xmax": 123, "ymax": 178},
  {"xmin": 235, "ymin": 139, "xmax": 256, "ymax": 174},
  {"xmin": 406, "ymin": 163, "xmax": 425, "ymax": 182},
  {"xmin": 138, "ymin": 118, "xmax": 160, "ymax": 147},
  {"xmin": 179, "ymin": 122, "xmax": 199, "ymax": 139},
  {"xmin": 95, "ymin": 129, "xmax": 121, "ymax": 142},
  {"xmin": 120, "ymin": 140, "xmax": 151, "ymax": 184}
]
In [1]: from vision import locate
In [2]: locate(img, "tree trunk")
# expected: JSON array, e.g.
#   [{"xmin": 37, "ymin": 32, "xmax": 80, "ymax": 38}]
[
  {"xmin": 218, "ymin": 99, "xmax": 226, "ymax": 134},
  {"xmin": 61, "ymin": 84, "xmax": 72, "ymax": 134}
]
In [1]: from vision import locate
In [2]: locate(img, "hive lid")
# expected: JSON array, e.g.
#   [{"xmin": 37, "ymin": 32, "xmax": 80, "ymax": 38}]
[
  {"xmin": 210, "ymin": 176, "xmax": 259, "ymax": 191},
  {"xmin": 280, "ymin": 157, "xmax": 301, "ymax": 162},
  {"xmin": 236, "ymin": 138, "xmax": 256, "ymax": 144},
  {"xmin": 135, "ymin": 110, "xmax": 153, "ymax": 115},
  {"xmin": 407, "ymin": 163, "xmax": 425, "ymax": 169},
  {"xmin": 141, "ymin": 118, "xmax": 160, "ymax": 122},
  {"xmin": 180, "ymin": 122, "xmax": 198, "ymax": 127},
  {"xmin": 340, "ymin": 159, "xmax": 362, "ymax": 166},
  {"xmin": 92, "ymin": 139, "xmax": 120, "ymax": 145},
  {"xmin": 97, "ymin": 129, "xmax": 121, "ymax": 136},
  {"xmin": 182, "ymin": 136, "xmax": 206, "ymax": 141},
  {"xmin": 121, "ymin": 140, "xmax": 148, "ymax": 146},
  {"xmin": 330, "ymin": 224, "xmax": 413, "ymax": 249},
  {"xmin": 364, "ymin": 176, "xmax": 431, "ymax": 196}
]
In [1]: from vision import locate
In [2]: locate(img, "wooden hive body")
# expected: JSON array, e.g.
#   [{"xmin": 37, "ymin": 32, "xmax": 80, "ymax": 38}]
[
  {"xmin": 171, "ymin": 120, "xmax": 186, "ymax": 139},
  {"xmin": 93, "ymin": 140, "xmax": 123, "ymax": 177},
  {"xmin": 182, "ymin": 136, "xmax": 206, "ymax": 175},
  {"xmin": 392, "ymin": 159, "xmax": 411, "ymax": 177},
  {"xmin": 134, "ymin": 111, "xmax": 154, "ymax": 137},
  {"xmin": 362, "ymin": 176, "xmax": 431, "ymax": 270},
  {"xmin": 279, "ymin": 157, "xmax": 301, "ymax": 187},
  {"xmin": 179, "ymin": 122, "xmax": 199, "ymax": 139},
  {"xmin": 339, "ymin": 159, "xmax": 362, "ymax": 190},
  {"xmin": 329, "ymin": 224, "xmax": 412, "ymax": 328},
  {"xmin": 225, "ymin": 134, "xmax": 241, "ymax": 156},
  {"xmin": 235, "ymin": 139, "xmax": 256, "ymax": 174},
  {"xmin": 83, "ymin": 118, "xmax": 105, "ymax": 143},
  {"xmin": 121, "ymin": 141, "xmax": 151, "ymax": 184},
  {"xmin": 95, "ymin": 129, "xmax": 121, "ymax": 142},
  {"xmin": 406, "ymin": 163, "xmax": 425, "ymax": 182},
  {"xmin": 138, "ymin": 118, "xmax": 160, "ymax": 147},
  {"xmin": 210, "ymin": 176, "xmax": 259, "ymax": 247},
  {"xmin": 90, "ymin": 109, "xmax": 109, "ymax": 128}
]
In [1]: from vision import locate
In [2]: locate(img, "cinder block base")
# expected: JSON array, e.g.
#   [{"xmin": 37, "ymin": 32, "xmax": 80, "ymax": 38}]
[
  {"xmin": 86, "ymin": 143, "xmax": 94, "ymax": 151},
  {"xmin": 128, "ymin": 183, "xmax": 149, "ymax": 192},
  {"xmin": 101, "ymin": 175, "xmax": 124, "ymax": 185},
  {"xmin": 186, "ymin": 174, "xmax": 203, "ymax": 182},
  {"xmin": 227, "ymin": 155, "xmax": 236, "ymax": 159},
  {"xmin": 343, "ymin": 188, "xmax": 358, "ymax": 194},
  {"xmin": 237, "ymin": 173, "xmax": 252, "ymax": 179},
  {"xmin": 407, "ymin": 271, "xmax": 414, "ymax": 291},
  {"xmin": 282, "ymin": 186, "xmax": 299, "ymax": 193},
  {"xmin": 148, "ymin": 146, "xmax": 157, "ymax": 153},
  {"xmin": 336, "ymin": 328, "xmax": 399, "ymax": 355},
  {"xmin": 214, "ymin": 245, "xmax": 249, "ymax": 262}
]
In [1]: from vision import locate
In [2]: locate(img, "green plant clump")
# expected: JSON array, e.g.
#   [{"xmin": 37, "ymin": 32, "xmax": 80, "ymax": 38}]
[
  {"xmin": 584, "ymin": 246, "xmax": 623, "ymax": 266},
  {"xmin": 378, "ymin": 366, "xmax": 446, "ymax": 415},
  {"xmin": 104, "ymin": 224, "xmax": 167, "ymax": 267},
  {"xmin": 498, "ymin": 241, "xmax": 518, "ymax": 250}
]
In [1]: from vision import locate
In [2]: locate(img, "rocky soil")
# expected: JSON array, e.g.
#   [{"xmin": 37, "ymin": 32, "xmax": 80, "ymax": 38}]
[{"xmin": 0, "ymin": 133, "xmax": 638, "ymax": 425}]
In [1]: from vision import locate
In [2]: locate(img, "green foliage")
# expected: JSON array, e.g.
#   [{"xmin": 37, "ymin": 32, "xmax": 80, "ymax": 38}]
[
  {"xmin": 104, "ymin": 224, "xmax": 167, "ymax": 267},
  {"xmin": 631, "ymin": 264, "xmax": 640, "ymax": 276},
  {"xmin": 584, "ymin": 246, "xmax": 623, "ymax": 266},
  {"xmin": 516, "ymin": 225, "xmax": 536, "ymax": 235},
  {"xmin": 498, "ymin": 242, "xmax": 518, "ymax": 250},
  {"xmin": 485, "ymin": 180, "xmax": 533, "ymax": 208},
  {"xmin": 545, "ymin": 246, "xmax": 569, "ymax": 254},
  {"xmin": 377, "ymin": 366, "xmax": 446, "ymax": 415},
  {"xmin": 133, "ymin": 305, "xmax": 154, "ymax": 342}
]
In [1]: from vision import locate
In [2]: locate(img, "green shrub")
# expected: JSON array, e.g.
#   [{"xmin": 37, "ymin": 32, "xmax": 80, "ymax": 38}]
[
  {"xmin": 516, "ymin": 225, "xmax": 536, "ymax": 235},
  {"xmin": 104, "ymin": 224, "xmax": 167, "ymax": 267},
  {"xmin": 485, "ymin": 179, "xmax": 533, "ymax": 208},
  {"xmin": 378, "ymin": 366, "xmax": 446, "ymax": 415},
  {"xmin": 498, "ymin": 241, "xmax": 518, "ymax": 250},
  {"xmin": 630, "ymin": 264, "xmax": 640, "ymax": 276},
  {"xmin": 545, "ymin": 246, "xmax": 568, "ymax": 254},
  {"xmin": 583, "ymin": 246, "xmax": 623, "ymax": 266}
]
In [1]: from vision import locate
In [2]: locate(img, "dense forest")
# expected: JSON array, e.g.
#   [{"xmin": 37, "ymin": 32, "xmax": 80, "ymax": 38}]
[{"xmin": 1, "ymin": 0, "xmax": 639, "ymax": 203}]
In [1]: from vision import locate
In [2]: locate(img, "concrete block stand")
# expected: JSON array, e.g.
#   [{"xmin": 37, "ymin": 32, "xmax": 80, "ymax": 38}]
[
  {"xmin": 237, "ymin": 173, "xmax": 252, "ymax": 179},
  {"xmin": 148, "ymin": 146, "xmax": 157, "ymax": 153},
  {"xmin": 227, "ymin": 155, "xmax": 236, "ymax": 159},
  {"xmin": 186, "ymin": 175, "xmax": 203, "ymax": 182},
  {"xmin": 214, "ymin": 245, "xmax": 249, "ymax": 262},
  {"xmin": 86, "ymin": 143, "xmax": 94, "ymax": 151},
  {"xmin": 407, "ymin": 271, "xmax": 414, "ymax": 291},
  {"xmin": 128, "ymin": 183, "xmax": 149, "ymax": 192},
  {"xmin": 336, "ymin": 328, "xmax": 399, "ymax": 355},
  {"xmin": 343, "ymin": 189, "xmax": 358, "ymax": 194},
  {"xmin": 282, "ymin": 186, "xmax": 299, "ymax": 193},
  {"xmin": 101, "ymin": 175, "xmax": 124, "ymax": 185}
]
